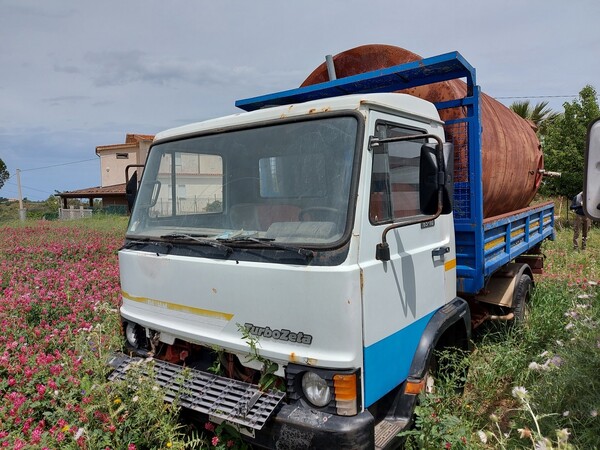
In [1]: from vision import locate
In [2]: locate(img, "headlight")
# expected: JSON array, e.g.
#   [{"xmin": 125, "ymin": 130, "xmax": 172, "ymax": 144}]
[
  {"xmin": 302, "ymin": 372, "xmax": 332, "ymax": 407},
  {"xmin": 125, "ymin": 322, "xmax": 142, "ymax": 348}
]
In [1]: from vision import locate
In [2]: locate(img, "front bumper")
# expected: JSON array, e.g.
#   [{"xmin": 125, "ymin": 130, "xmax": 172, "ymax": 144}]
[
  {"xmin": 108, "ymin": 353, "xmax": 375, "ymax": 449},
  {"xmin": 249, "ymin": 404, "xmax": 374, "ymax": 449}
]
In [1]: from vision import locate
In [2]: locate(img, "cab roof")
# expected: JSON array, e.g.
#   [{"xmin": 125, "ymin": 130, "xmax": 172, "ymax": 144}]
[{"xmin": 154, "ymin": 93, "xmax": 441, "ymax": 142}]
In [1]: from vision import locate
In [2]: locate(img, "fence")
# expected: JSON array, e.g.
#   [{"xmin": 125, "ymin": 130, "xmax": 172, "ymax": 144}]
[
  {"xmin": 151, "ymin": 197, "xmax": 222, "ymax": 217},
  {"xmin": 58, "ymin": 206, "xmax": 93, "ymax": 220}
]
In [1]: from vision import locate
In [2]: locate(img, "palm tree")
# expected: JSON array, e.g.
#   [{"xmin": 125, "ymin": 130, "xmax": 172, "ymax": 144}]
[{"xmin": 510, "ymin": 100, "xmax": 559, "ymax": 136}]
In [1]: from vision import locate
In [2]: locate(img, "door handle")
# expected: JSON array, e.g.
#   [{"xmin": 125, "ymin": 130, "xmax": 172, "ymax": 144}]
[{"xmin": 432, "ymin": 246, "xmax": 450, "ymax": 257}]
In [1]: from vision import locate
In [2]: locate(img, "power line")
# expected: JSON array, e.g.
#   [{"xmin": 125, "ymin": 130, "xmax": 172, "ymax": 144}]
[
  {"xmin": 495, "ymin": 95, "xmax": 577, "ymax": 99},
  {"xmin": 3, "ymin": 180, "xmax": 53, "ymax": 194},
  {"xmin": 18, "ymin": 158, "xmax": 97, "ymax": 173}
]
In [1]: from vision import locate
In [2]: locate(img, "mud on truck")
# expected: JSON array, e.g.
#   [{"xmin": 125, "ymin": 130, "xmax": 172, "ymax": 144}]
[{"xmin": 109, "ymin": 46, "xmax": 555, "ymax": 449}]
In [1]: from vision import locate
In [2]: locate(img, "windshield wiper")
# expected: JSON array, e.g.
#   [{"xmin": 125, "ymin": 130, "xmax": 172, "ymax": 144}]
[
  {"xmin": 121, "ymin": 238, "xmax": 151, "ymax": 250},
  {"xmin": 160, "ymin": 233, "xmax": 233, "ymax": 255},
  {"xmin": 121, "ymin": 238, "xmax": 174, "ymax": 255},
  {"xmin": 122, "ymin": 238, "xmax": 169, "ymax": 250},
  {"xmin": 218, "ymin": 236, "xmax": 314, "ymax": 258}
]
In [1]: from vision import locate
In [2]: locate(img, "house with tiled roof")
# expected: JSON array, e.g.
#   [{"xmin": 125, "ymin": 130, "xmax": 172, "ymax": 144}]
[{"xmin": 57, "ymin": 134, "xmax": 153, "ymax": 216}]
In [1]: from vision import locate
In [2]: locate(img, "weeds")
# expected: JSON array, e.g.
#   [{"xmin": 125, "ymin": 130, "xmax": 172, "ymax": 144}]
[
  {"xmin": 1, "ymin": 211, "xmax": 598, "ymax": 448},
  {"xmin": 238, "ymin": 323, "xmax": 282, "ymax": 392},
  {"xmin": 404, "ymin": 223, "xmax": 599, "ymax": 449}
]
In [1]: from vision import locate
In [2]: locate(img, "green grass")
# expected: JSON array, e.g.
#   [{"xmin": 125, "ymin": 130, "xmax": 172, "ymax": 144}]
[
  {"xmin": 406, "ymin": 221, "xmax": 600, "ymax": 449},
  {"xmin": 4, "ymin": 205, "xmax": 598, "ymax": 449}
]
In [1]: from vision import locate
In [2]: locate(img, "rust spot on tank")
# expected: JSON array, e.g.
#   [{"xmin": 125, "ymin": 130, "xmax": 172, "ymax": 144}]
[
  {"xmin": 290, "ymin": 352, "xmax": 297, "ymax": 363},
  {"xmin": 308, "ymin": 108, "xmax": 317, "ymax": 114},
  {"xmin": 211, "ymin": 288, "xmax": 217, "ymax": 294}
]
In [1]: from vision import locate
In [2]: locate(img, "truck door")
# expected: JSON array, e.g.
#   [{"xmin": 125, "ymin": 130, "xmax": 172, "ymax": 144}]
[{"xmin": 358, "ymin": 113, "xmax": 454, "ymax": 407}]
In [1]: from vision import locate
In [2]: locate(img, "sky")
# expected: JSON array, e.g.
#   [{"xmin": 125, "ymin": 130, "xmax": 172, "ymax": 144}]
[{"xmin": 1, "ymin": 0, "xmax": 599, "ymax": 201}]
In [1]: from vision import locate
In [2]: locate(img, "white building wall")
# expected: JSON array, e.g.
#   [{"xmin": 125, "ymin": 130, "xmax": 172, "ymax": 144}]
[{"xmin": 99, "ymin": 149, "xmax": 137, "ymax": 187}]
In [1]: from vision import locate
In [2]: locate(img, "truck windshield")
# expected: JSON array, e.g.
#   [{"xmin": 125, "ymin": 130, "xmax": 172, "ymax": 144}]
[{"xmin": 127, "ymin": 116, "xmax": 359, "ymax": 247}]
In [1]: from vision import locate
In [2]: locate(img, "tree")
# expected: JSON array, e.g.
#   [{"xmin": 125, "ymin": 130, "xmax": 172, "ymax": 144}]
[
  {"xmin": 0, "ymin": 158, "xmax": 8, "ymax": 190},
  {"xmin": 44, "ymin": 194, "xmax": 59, "ymax": 209},
  {"xmin": 541, "ymin": 85, "xmax": 600, "ymax": 197},
  {"xmin": 510, "ymin": 100, "xmax": 559, "ymax": 137}
]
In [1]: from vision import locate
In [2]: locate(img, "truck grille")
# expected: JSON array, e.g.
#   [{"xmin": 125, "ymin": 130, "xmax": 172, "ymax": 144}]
[{"xmin": 108, "ymin": 353, "xmax": 285, "ymax": 430}]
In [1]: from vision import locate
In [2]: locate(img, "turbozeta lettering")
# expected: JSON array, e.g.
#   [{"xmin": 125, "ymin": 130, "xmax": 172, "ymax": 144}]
[{"xmin": 244, "ymin": 323, "xmax": 313, "ymax": 345}]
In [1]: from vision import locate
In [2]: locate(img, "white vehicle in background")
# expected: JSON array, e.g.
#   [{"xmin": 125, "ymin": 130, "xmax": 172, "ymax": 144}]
[{"xmin": 584, "ymin": 118, "xmax": 600, "ymax": 220}]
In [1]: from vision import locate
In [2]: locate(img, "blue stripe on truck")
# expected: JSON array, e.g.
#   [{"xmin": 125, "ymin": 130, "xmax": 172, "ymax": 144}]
[{"xmin": 363, "ymin": 310, "xmax": 436, "ymax": 407}]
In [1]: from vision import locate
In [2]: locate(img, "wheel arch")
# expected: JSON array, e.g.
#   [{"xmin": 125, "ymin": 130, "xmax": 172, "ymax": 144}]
[
  {"xmin": 390, "ymin": 297, "xmax": 471, "ymax": 420},
  {"xmin": 408, "ymin": 297, "xmax": 471, "ymax": 381}
]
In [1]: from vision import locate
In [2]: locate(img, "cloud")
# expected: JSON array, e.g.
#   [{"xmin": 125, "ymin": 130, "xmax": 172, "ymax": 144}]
[
  {"xmin": 42, "ymin": 95, "xmax": 90, "ymax": 107},
  {"xmin": 2, "ymin": 2, "xmax": 75, "ymax": 20},
  {"xmin": 83, "ymin": 50, "xmax": 259, "ymax": 88},
  {"xmin": 54, "ymin": 64, "xmax": 82, "ymax": 74}
]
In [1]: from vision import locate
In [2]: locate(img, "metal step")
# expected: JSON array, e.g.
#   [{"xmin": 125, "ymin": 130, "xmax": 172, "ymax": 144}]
[
  {"xmin": 108, "ymin": 353, "xmax": 285, "ymax": 430},
  {"xmin": 374, "ymin": 418, "xmax": 409, "ymax": 450}
]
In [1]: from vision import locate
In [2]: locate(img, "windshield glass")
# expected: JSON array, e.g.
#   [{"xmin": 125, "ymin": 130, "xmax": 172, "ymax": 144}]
[{"xmin": 127, "ymin": 116, "xmax": 359, "ymax": 246}]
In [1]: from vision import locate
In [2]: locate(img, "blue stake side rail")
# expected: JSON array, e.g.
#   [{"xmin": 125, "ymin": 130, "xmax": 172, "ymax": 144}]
[
  {"xmin": 456, "ymin": 202, "xmax": 555, "ymax": 293},
  {"xmin": 236, "ymin": 51, "xmax": 554, "ymax": 294}
]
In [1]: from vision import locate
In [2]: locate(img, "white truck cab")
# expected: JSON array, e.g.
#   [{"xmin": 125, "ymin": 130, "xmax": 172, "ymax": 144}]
[
  {"xmin": 110, "ymin": 51, "xmax": 552, "ymax": 449},
  {"xmin": 113, "ymin": 93, "xmax": 461, "ymax": 448}
]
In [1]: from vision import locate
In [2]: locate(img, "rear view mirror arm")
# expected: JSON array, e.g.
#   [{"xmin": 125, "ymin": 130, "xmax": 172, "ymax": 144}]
[{"xmin": 369, "ymin": 134, "xmax": 446, "ymax": 262}]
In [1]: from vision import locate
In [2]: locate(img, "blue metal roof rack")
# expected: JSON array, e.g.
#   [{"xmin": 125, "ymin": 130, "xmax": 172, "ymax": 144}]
[
  {"xmin": 235, "ymin": 51, "xmax": 476, "ymax": 112},
  {"xmin": 234, "ymin": 50, "xmax": 554, "ymax": 295}
]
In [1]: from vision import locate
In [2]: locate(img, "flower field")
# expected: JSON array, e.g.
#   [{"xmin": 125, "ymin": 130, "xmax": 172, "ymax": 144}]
[
  {"xmin": 1, "ymin": 215, "xmax": 598, "ymax": 449},
  {"xmin": 0, "ymin": 219, "xmax": 196, "ymax": 449}
]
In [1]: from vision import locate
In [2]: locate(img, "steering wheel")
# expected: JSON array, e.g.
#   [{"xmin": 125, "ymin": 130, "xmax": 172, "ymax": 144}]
[{"xmin": 298, "ymin": 207, "xmax": 342, "ymax": 222}]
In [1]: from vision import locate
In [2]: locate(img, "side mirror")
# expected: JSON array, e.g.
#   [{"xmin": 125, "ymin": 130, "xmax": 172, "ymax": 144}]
[
  {"xmin": 419, "ymin": 143, "xmax": 453, "ymax": 215},
  {"xmin": 441, "ymin": 142, "xmax": 454, "ymax": 215},
  {"xmin": 371, "ymin": 133, "xmax": 449, "ymax": 262},
  {"xmin": 584, "ymin": 118, "xmax": 600, "ymax": 220},
  {"xmin": 125, "ymin": 164, "xmax": 145, "ymax": 214},
  {"xmin": 419, "ymin": 144, "xmax": 439, "ymax": 215},
  {"xmin": 125, "ymin": 171, "xmax": 138, "ymax": 213}
]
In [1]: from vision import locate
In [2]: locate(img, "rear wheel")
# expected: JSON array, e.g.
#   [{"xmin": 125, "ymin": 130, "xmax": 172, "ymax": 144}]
[{"xmin": 512, "ymin": 273, "xmax": 533, "ymax": 323}]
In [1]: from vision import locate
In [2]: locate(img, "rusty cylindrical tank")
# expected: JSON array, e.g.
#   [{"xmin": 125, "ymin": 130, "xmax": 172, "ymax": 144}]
[{"xmin": 301, "ymin": 45, "xmax": 544, "ymax": 218}]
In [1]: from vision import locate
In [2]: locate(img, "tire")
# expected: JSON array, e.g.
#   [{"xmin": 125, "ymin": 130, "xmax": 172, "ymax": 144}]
[
  {"xmin": 425, "ymin": 347, "xmax": 468, "ymax": 395},
  {"xmin": 512, "ymin": 273, "xmax": 533, "ymax": 324},
  {"xmin": 423, "ymin": 353, "xmax": 438, "ymax": 394}
]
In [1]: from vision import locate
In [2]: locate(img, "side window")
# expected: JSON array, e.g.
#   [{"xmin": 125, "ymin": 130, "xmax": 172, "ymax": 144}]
[{"xmin": 369, "ymin": 123, "xmax": 424, "ymax": 224}]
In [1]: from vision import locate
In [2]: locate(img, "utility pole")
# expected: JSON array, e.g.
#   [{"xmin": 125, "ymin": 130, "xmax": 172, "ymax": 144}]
[{"xmin": 16, "ymin": 169, "xmax": 26, "ymax": 221}]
